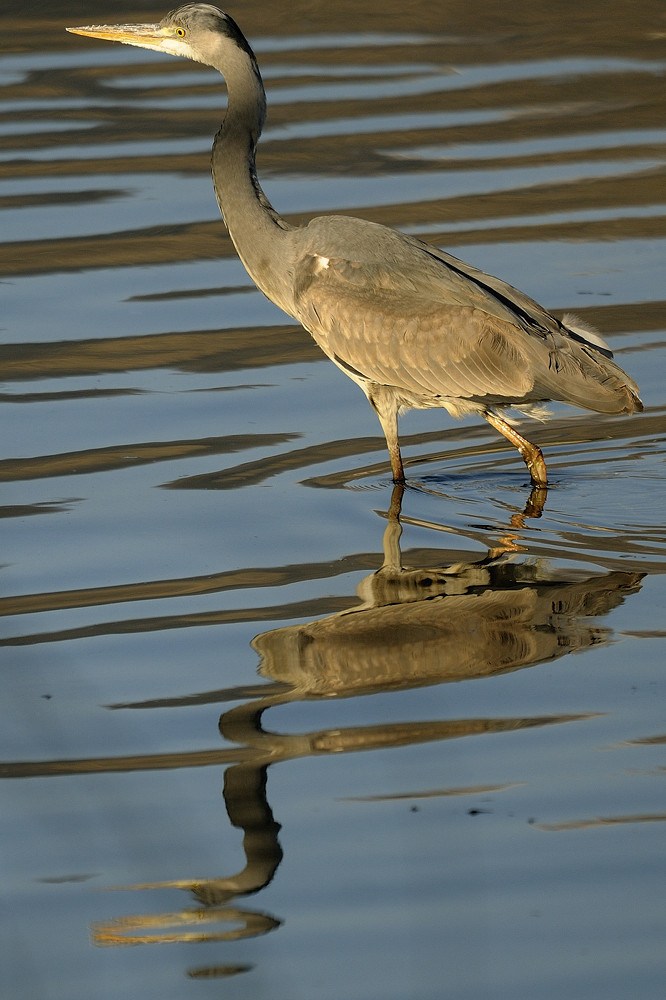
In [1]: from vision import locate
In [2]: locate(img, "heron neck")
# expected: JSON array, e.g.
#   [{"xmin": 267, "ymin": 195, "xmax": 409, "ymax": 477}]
[{"xmin": 211, "ymin": 53, "xmax": 294, "ymax": 314}]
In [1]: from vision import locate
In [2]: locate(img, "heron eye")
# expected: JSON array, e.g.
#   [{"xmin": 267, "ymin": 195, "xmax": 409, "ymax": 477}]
[{"xmin": 175, "ymin": 27, "xmax": 186, "ymax": 37}]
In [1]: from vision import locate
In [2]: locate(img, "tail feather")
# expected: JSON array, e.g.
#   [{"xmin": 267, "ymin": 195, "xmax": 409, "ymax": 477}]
[{"xmin": 529, "ymin": 316, "xmax": 644, "ymax": 415}]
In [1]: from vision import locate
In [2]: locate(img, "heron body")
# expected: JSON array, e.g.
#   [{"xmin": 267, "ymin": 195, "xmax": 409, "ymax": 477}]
[{"xmin": 68, "ymin": 5, "xmax": 642, "ymax": 486}]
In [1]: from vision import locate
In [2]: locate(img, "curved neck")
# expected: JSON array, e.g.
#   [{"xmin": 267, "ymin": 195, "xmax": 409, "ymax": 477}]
[{"xmin": 211, "ymin": 42, "xmax": 294, "ymax": 314}]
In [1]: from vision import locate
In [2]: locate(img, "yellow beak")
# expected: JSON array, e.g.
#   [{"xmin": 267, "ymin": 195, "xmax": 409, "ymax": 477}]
[{"xmin": 66, "ymin": 23, "xmax": 169, "ymax": 54}]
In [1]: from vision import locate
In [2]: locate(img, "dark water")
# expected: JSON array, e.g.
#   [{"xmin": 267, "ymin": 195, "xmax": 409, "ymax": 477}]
[{"xmin": 1, "ymin": 2, "xmax": 665, "ymax": 997}]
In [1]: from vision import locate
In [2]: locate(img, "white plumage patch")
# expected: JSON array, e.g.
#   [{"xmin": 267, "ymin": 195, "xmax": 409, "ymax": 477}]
[{"xmin": 562, "ymin": 312, "xmax": 612, "ymax": 354}]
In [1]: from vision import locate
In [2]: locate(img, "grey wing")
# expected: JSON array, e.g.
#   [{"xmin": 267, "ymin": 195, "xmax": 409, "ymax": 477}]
[
  {"xmin": 295, "ymin": 217, "xmax": 569, "ymax": 340},
  {"xmin": 411, "ymin": 240, "xmax": 642, "ymax": 411},
  {"xmin": 408, "ymin": 238, "xmax": 562, "ymax": 338},
  {"xmin": 292, "ymin": 252, "xmax": 536, "ymax": 403}
]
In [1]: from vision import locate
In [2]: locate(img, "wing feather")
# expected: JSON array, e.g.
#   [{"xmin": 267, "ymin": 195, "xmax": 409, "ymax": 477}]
[
  {"xmin": 293, "ymin": 252, "xmax": 533, "ymax": 402},
  {"xmin": 289, "ymin": 219, "xmax": 641, "ymax": 415}
]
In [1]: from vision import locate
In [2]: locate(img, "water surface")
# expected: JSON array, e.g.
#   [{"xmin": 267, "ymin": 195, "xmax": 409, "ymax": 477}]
[{"xmin": 1, "ymin": 2, "xmax": 665, "ymax": 998}]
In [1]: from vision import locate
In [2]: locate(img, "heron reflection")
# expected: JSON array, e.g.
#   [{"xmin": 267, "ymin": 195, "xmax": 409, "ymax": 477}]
[
  {"xmin": 88, "ymin": 486, "xmax": 641, "ymax": 973},
  {"xmin": 253, "ymin": 485, "xmax": 641, "ymax": 696}
]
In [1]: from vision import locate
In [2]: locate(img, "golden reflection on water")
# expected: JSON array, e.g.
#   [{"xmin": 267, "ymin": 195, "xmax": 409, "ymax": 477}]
[{"xmin": 538, "ymin": 812, "xmax": 666, "ymax": 831}]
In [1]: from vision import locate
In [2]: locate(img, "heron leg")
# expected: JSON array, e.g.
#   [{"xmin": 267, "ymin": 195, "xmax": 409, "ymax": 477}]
[
  {"xmin": 369, "ymin": 388, "xmax": 404, "ymax": 482},
  {"xmin": 483, "ymin": 411, "xmax": 548, "ymax": 487}
]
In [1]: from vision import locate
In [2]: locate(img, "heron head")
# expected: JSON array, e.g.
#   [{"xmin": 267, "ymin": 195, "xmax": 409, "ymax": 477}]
[{"xmin": 67, "ymin": 4, "xmax": 250, "ymax": 67}]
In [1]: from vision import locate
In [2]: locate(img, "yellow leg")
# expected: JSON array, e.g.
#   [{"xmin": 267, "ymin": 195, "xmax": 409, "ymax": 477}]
[{"xmin": 483, "ymin": 411, "xmax": 548, "ymax": 487}]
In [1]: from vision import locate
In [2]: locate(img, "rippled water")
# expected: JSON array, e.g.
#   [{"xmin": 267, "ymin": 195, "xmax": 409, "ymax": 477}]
[{"xmin": 2, "ymin": 2, "xmax": 665, "ymax": 998}]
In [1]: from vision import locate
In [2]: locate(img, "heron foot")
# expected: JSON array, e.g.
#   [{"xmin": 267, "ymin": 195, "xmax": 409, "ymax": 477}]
[{"xmin": 483, "ymin": 411, "xmax": 549, "ymax": 488}]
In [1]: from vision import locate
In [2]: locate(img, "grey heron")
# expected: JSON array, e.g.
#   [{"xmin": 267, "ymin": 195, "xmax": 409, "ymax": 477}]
[{"xmin": 68, "ymin": 4, "xmax": 642, "ymax": 487}]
